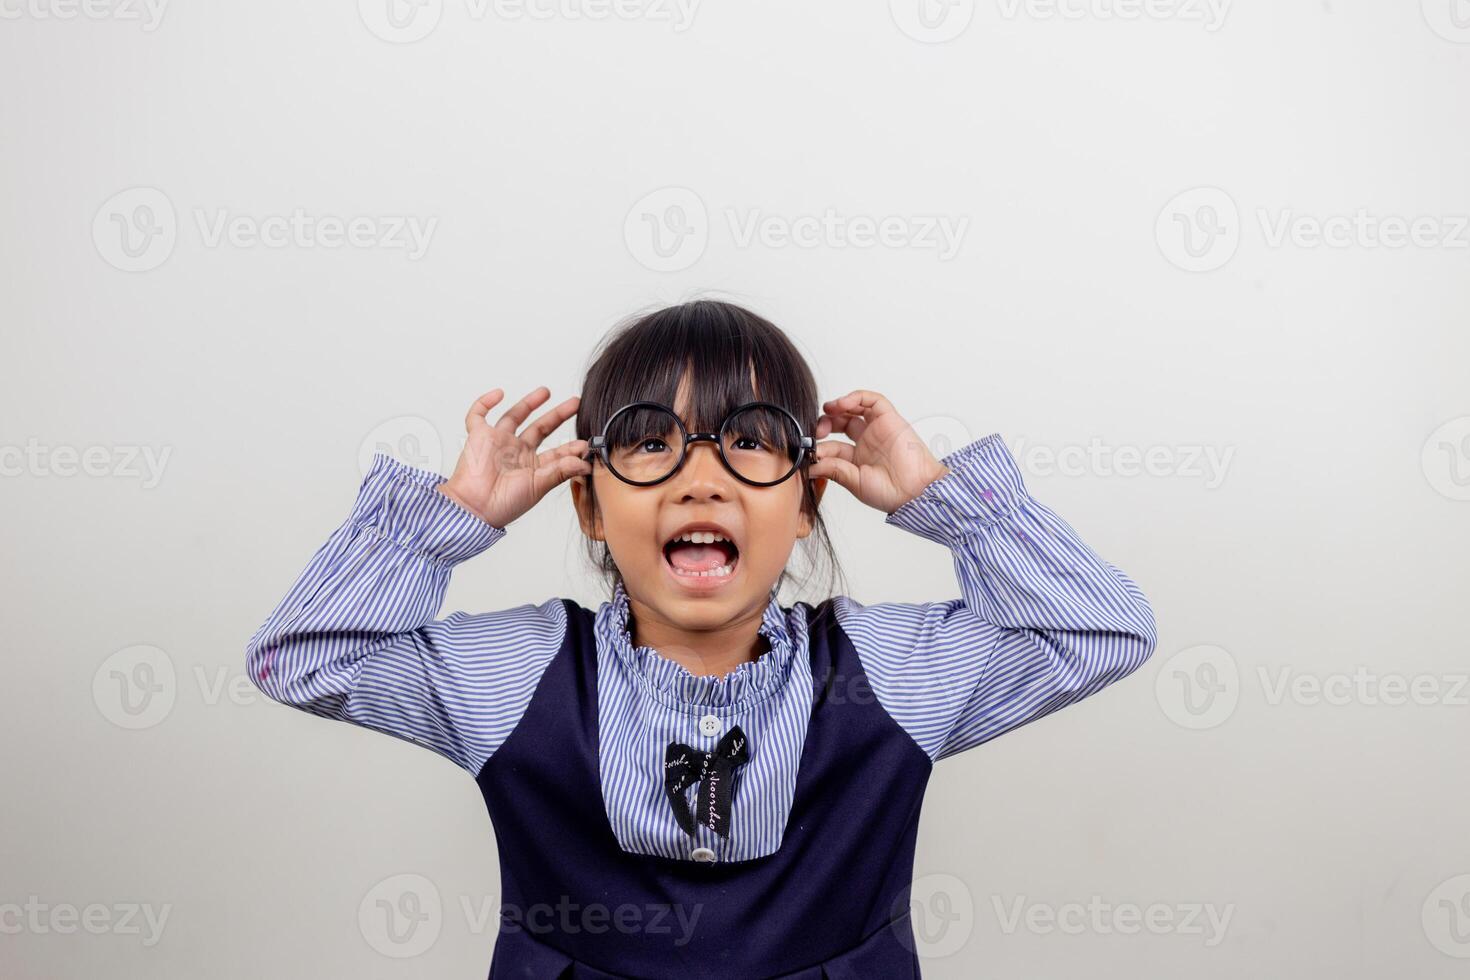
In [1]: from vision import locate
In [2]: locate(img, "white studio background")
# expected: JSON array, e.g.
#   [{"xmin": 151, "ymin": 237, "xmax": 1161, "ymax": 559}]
[{"xmin": 3, "ymin": 3, "xmax": 1468, "ymax": 978}]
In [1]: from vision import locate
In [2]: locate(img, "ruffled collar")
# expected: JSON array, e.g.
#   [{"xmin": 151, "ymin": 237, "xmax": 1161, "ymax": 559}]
[{"xmin": 597, "ymin": 578, "xmax": 798, "ymax": 711}]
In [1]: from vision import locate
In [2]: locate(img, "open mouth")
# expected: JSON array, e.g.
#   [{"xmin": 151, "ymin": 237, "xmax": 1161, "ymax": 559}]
[{"xmin": 662, "ymin": 528, "xmax": 741, "ymax": 581}]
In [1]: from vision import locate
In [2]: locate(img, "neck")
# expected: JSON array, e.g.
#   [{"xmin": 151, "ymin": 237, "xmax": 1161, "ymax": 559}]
[{"xmin": 627, "ymin": 597, "xmax": 771, "ymax": 678}]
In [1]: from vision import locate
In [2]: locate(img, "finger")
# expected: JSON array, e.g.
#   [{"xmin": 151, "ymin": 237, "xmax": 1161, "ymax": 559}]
[
  {"xmin": 822, "ymin": 390, "xmax": 894, "ymax": 422},
  {"xmin": 813, "ymin": 439, "xmax": 856, "ymax": 463},
  {"xmin": 806, "ymin": 454, "xmax": 860, "ymax": 494},
  {"xmin": 532, "ymin": 451, "xmax": 594, "ymax": 499},
  {"xmin": 494, "ymin": 386, "xmax": 553, "ymax": 434},
  {"xmin": 521, "ymin": 395, "xmax": 581, "ymax": 449},
  {"xmin": 465, "ymin": 388, "xmax": 506, "ymax": 433},
  {"xmin": 820, "ymin": 412, "xmax": 868, "ymax": 445},
  {"xmin": 536, "ymin": 439, "xmax": 589, "ymax": 469}
]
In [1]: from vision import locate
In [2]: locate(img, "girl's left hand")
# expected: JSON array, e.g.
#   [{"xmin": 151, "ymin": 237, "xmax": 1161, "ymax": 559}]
[{"xmin": 809, "ymin": 389, "xmax": 951, "ymax": 515}]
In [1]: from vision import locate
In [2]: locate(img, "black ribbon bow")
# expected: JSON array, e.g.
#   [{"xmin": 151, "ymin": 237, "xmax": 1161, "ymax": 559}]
[{"xmin": 663, "ymin": 725, "xmax": 750, "ymax": 838}]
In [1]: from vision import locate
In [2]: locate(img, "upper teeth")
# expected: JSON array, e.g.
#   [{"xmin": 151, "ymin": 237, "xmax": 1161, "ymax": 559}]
[{"xmin": 671, "ymin": 531, "xmax": 730, "ymax": 545}]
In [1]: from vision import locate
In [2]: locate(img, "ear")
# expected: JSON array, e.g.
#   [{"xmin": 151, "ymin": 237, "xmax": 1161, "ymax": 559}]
[
  {"xmin": 795, "ymin": 476, "xmax": 829, "ymax": 539},
  {"xmin": 569, "ymin": 474, "xmax": 604, "ymax": 541}
]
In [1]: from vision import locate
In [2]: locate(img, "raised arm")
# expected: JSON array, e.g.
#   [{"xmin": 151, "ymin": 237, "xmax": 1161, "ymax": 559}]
[
  {"xmin": 244, "ymin": 451, "xmax": 567, "ymax": 773},
  {"xmin": 833, "ymin": 433, "xmax": 1158, "ymax": 762},
  {"xmin": 245, "ymin": 386, "xmax": 592, "ymax": 774}
]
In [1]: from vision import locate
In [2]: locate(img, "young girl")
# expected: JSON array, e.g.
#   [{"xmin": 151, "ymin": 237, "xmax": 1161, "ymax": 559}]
[{"xmin": 246, "ymin": 300, "xmax": 1157, "ymax": 978}]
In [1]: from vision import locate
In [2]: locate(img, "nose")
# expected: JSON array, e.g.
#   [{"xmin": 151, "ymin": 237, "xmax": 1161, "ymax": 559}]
[{"xmin": 670, "ymin": 439, "xmax": 732, "ymax": 499}]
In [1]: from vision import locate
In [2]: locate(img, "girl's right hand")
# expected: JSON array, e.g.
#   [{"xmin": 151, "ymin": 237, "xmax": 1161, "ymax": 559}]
[{"xmin": 436, "ymin": 387, "xmax": 592, "ymax": 530}]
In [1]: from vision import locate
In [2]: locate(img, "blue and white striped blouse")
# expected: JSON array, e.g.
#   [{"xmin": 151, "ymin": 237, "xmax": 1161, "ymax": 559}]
[{"xmin": 245, "ymin": 433, "xmax": 1157, "ymax": 863}]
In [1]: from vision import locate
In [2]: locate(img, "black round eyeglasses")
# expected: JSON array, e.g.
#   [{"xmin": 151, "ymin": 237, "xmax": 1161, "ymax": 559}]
[{"xmin": 584, "ymin": 401, "xmax": 816, "ymax": 487}]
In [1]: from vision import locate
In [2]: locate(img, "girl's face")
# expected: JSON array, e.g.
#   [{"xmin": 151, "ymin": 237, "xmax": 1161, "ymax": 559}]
[{"xmin": 571, "ymin": 374, "xmax": 826, "ymax": 635}]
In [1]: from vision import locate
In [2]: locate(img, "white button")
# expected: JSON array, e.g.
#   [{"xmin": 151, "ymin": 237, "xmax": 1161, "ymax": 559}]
[
  {"xmin": 690, "ymin": 847, "xmax": 716, "ymax": 862},
  {"xmin": 699, "ymin": 714, "xmax": 722, "ymax": 737}
]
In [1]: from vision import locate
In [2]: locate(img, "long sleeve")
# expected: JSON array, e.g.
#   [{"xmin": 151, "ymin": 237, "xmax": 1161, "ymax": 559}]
[
  {"xmin": 244, "ymin": 451, "xmax": 567, "ymax": 775},
  {"xmin": 833, "ymin": 433, "xmax": 1158, "ymax": 762}
]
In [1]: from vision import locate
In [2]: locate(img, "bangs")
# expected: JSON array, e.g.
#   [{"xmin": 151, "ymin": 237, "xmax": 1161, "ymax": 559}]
[{"xmin": 577, "ymin": 300, "xmax": 818, "ymax": 440}]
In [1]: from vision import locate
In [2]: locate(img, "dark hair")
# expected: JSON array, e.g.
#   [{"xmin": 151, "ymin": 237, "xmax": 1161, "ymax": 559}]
[{"xmin": 575, "ymin": 298, "xmax": 847, "ymax": 605}]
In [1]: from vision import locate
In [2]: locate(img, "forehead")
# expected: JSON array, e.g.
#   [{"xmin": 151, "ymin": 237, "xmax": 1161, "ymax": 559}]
[{"xmin": 666, "ymin": 366, "xmax": 762, "ymax": 424}]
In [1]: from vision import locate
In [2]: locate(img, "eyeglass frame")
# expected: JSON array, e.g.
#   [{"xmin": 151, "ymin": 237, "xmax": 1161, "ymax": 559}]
[{"xmin": 583, "ymin": 400, "xmax": 817, "ymax": 488}]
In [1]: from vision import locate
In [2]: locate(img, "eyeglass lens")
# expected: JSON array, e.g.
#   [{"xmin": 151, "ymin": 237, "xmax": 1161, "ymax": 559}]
[{"xmin": 605, "ymin": 405, "xmax": 802, "ymax": 484}]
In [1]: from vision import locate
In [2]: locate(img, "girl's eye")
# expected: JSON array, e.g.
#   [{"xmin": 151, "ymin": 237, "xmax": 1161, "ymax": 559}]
[
  {"xmin": 733, "ymin": 437, "xmax": 763, "ymax": 452},
  {"xmin": 637, "ymin": 438, "xmax": 670, "ymax": 454}
]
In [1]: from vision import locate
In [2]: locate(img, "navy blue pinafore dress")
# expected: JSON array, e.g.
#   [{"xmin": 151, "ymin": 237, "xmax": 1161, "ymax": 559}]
[{"xmin": 473, "ymin": 596, "xmax": 936, "ymax": 979}]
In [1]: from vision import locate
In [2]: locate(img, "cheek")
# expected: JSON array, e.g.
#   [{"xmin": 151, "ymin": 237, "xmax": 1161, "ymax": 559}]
[
  {"xmin": 747, "ymin": 493, "xmax": 807, "ymax": 559},
  {"xmin": 594, "ymin": 489, "xmax": 659, "ymax": 561}
]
